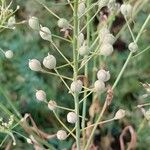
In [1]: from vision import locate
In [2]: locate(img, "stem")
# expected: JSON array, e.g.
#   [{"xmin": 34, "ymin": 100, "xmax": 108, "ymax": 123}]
[
  {"xmin": 83, "ymin": 118, "xmax": 115, "ymax": 130},
  {"xmin": 73, "ymin": 0, "xmax": 80, "ymax": 149},
  {"xmin": 112, "ymin": 52, "xmax": 133, "ymax": 89},
  {"xmin": 53, "ymin": 111, "xmax": 76, "ymax": 139},
  {"xmin": 112, "ymin": 14, "xmax": 150, "ymax": 90},
  {"xmin": 54, "ymin": 69, "xmax": 71, "ymax": 92},
  {"xmin": 41, "ymin": 69, "xmax": 73, "ymax": 81},
  {"xmin": 0, "ymin": 87, "xmax": 22, "ymax": 119},
  {"xmin": 51, "ymin": 41, "xmax": 73, "ymax": 67},
  {"xmin": 84, "ymin": 99, "xmax": 108, "ymax": 150},
  {"xmin": 81, "ymin": 0, "xmax": 91, "ymax": 145},
  {"xmin": 131, "ymin": 45, "xmax": 150, "ymax": 59}
]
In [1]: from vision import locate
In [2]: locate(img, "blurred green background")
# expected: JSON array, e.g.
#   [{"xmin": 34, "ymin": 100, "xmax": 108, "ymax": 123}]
[{"xmin": 0, "ymin": 0, "xmax": 150, "ymax": 149}]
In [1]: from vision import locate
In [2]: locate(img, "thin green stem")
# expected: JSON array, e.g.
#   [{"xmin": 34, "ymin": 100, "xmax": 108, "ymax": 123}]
[
  {"xmin": 136, "ymin": 14, "xmax": 150, "ymax": 42},
  {"xmin": 51, "ymin": 41, "xmax": 73, "ymax": 67},
  {"xmin": 131, "ymin": 46, "xmax": 150, "ymax": 59},
  {"xmin": 84, "ymin": 99, "xmax": 108, "ymax": 150},
  {"xmin": 79, "ymin": 9, "xmax": 99, "ymax": 34},
  {"xmin": 81, "ymin": 0, "xmax": 91, "ymax": 144},
  {"xmin": 125, "ymin": 17, "xmax": 136, "ymax": 42},
  {"xmin": 54, "ymin": 69, "xmax": 71, "ymax": 92},
  {"xmin": 112, "ymin": 14, "xmax": 150, "ymax": 90},
  {"xmin": 41, "ymin": 69, "xmax": 73, "ymax": 81},
  {"xmin": 53, "ymin": 111, "xmax": 76, "ymax": 139},
  {"xmin": 0, "ymin": 87, "xmax": 22, "ymax": 119},
  {"xmin": 112, "ymin": 52, "xmax": 133, "ymax": 89},
  {"xmin": 73, "ymin": 0, "xmax": 80, "ymax": 149}
]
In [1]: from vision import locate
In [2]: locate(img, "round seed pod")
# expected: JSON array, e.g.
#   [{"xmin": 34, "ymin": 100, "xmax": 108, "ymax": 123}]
[
  {"xmin": 78, "ymin": 2, "xmax": 86, "ymax": 17},
  {"xmin": 57, "ymin": 18, "xmax": 69, "ymax": 29},
  {"xmin": 94, "ymin": 80, "xmax": 105, "ymax": 92},
  {"xmin": 39, "ymin": 26, "xmax": 52, "ymax": 41},
  {"xmin": 26, "ymin": 138, "xmax": 32, "ymax": 144},
  {"xmin": 114, "ymin": 109, "xmax": 126, "ymax": 120},
  {"xmin": 102, "ymin": 33, "xmax": 116, "ymax": 45},
  {"xmin": 100, "ymin": 44, "xmax": 114, "ymax": 56},
  {"xmin": 35, "ymin": 90, "xmax": 46, "ymax": 101},
  {"xmin": 70, "ymin": 80, "xmax": 83, "ymax": 93},
  {"xmin": 99, "ymin": 27, "xmax": 110, "ymax": 38},
  {"xmin": 145, "ymin": 110, "xmax": 150, "ymax": 120},
  {"xmin": 43, "ymin": 54, "xmax": 56, "ymax": 69},
  {"xmin": 28, "ymin": 59, "xmax": 42, "ymax": 71},
  {"xmin": 78, "ymin": 33, "xmax": 84, "ymax": 47},
  {"xmin": 56, "ymin": 130, "xmax": 67, "ymax": 140},
  {"xmin": 28, "ymin": 16, "xmax": 40, "ymax": 30},
  {"xmin": 5, "ymin": 50, "xmax": 13, "ymax": 59},
  {"xmin": 128, "ymin": 42, "xmax": 138, "ymax": 53},
  {"xmin": 7, "ymin": 16, "xmax": 16, "ymax": 29},
  {"xmin": 67, "ymin": 112, "xmax": 77, "ymax": 124},
  {"xmin": 120, "ymin": 4, "xmax": 132, "ymax": 17},
  {"xmin": 97, "ymin": 69, "xmax": 110, "ymax": 82},
  {"xmin": 78, "ymin": 45, "xmax": 89, "ymax": 56},
  {"xmin": 48, "ymin": 100, "xmax": 57, "ymax": 111}
]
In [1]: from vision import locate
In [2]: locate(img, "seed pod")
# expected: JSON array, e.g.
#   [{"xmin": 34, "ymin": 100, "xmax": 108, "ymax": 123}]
[
  {"xmin": 97, "ymin": 69, "xmax": 110, "ymax": 82},
  {"xmin": 56, "ymin": 130, "xmax": 67, "ymax": 140},
  {"xmin": 28, "ymin": 59, "xmax": 42, "ymax": 71},
  {"xmin": 48, "ymin": 100, "xmax": 57, "ymax": 111},
  {"xmin": 78, "ymin": 2, "xmax": 86, "ymax": 17},
  {"xmin": 120, "ymin": 4, "xmax": 132, "ymax": 17},
  {"xmin": 107, "ymin": 0, "xmax": 116, "ymax": 11},
  {"xmin": 78, "ymin": 33, "xmax": 84, "ymax": 47},
  {"xmin": 114, "ymin": 109, "xmax": 126, "ymax": 120},
  {"xmin": 5, "ymin": 50, "xmax": 13, "ymax": 59},
  {"xmin": 7, "ymin": 16, "xmax": 16, "ymax": 29},
  {"xmin": 67, "ymin": 112, "xmax": 77, "ymax": 124},
  {"xmin": 26, "ymin": 138, "xmax": 32, "ymax": 144},
  {"xmin": 128, "ymin": 42, "xmax": 138, "ymax": 53},
  {"xmin": 28, "ymin": 16, "xmax": 40, "ymax": 30},
  {"xmin": 43, "ymin": 54, "xmax": 56, "ymax": 69},
  {"xmin": 145, "ymin": 110, "xmax": 150, "ymax": 120},
  {"xmin": 98, "ymin": 0, "xmax": 109, "ymax": 9},
  {"xmin": 99, "ymin": 27, "xmax": 110, "ymax": 38},
  {"xmin": 78, "ymin": 45, "xmax": 89, "ymax": 56},
  {"xmin": 39, "ymin": 26, "xmax": 52, "ymax": 41},
  {"xmin": 70, "ymin": 80, "xmax": 83, "ymax": 93},
  {"xmin": 94, "ymin": 80, "xmax": 105, "ymax": 92},
  {"xmin": 57, "ymin": 18, "xmax": 69, "ymax": 29},
  {"xmin": 100, "ymin": 44, "xmax": 114, "ymax": 56},
  {"xmin": 101, "ymin": 33, "xmax": 116, "ymax": 45},
  {"xmin": 35, "ymin": 90, "xmax": 46, "ymax": 101}
]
